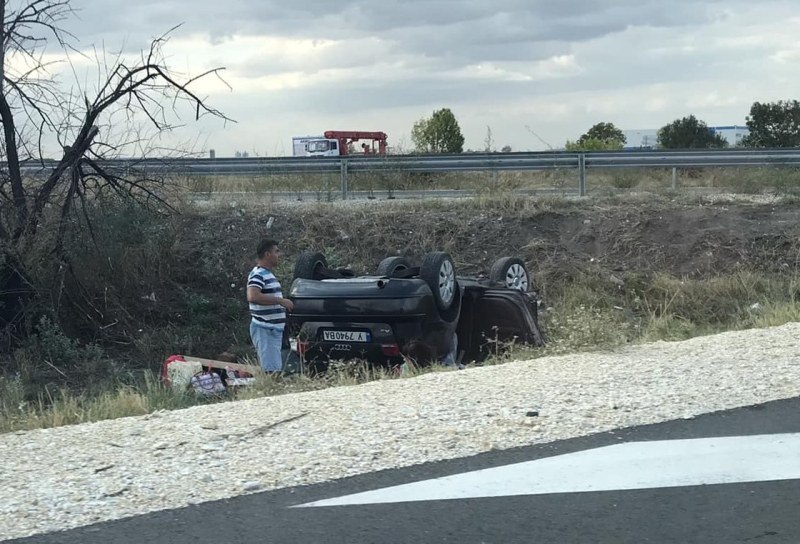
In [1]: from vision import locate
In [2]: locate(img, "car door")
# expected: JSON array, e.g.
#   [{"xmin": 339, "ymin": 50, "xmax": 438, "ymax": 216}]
[{"xmin": 470, "ymin": 289, "xmax": 544, "ymax": 359}]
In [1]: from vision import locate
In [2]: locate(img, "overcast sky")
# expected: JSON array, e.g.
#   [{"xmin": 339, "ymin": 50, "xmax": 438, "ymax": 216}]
[{"xmin": 50, "ymin": 0, "xmax": 800, "ymax": 155}]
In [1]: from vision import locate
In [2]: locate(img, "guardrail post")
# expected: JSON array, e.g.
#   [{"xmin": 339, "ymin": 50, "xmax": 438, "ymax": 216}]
[
  {"xmin": 340, "ymin": 159, "xmax": 348, "ymax": 200},
  {"xmin": 578, "ymin": 154, "xmax": 587, "ymax": 196},
  {"xmin": 672, "ymin": 167, "xmax": 678, "ymax": 190}
]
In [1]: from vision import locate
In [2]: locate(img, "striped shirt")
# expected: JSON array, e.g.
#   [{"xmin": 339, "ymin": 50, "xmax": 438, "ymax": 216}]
[{"xmin": 247, "ymin": 266, "xmax": 286, "ymax": 330}]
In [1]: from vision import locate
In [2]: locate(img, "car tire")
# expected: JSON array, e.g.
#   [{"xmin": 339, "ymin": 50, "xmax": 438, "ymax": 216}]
[
  {"xmin": 293, "ymin": 251, "xmax": 328, "ymax": 280},
  {"xmin": 376, "ymin": 256, "xmax": 412, "ymax": 277},
  {"xmin": 420, "ymin": 251, "xmax": 457, "ymax": 311},
  {"xmin": 489, "ymin": 256, "xmax": 530, "ymax": 292}
]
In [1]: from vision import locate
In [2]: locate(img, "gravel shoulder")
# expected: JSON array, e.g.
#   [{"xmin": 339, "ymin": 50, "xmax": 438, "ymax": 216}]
[{"xmin": 2, "ymin": 322, "xmax": 800, "ymax": 541}]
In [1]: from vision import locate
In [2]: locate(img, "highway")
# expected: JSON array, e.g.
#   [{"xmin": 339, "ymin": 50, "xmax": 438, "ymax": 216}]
[{"xmin": 11, "ymin": 397, "xmax": 800, "ymax": 544}]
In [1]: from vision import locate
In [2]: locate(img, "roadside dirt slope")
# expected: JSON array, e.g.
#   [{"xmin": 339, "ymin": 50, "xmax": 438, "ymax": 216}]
[{"xmin": 180, "ymin": 197, "xmax": 800, "ymax": 295}]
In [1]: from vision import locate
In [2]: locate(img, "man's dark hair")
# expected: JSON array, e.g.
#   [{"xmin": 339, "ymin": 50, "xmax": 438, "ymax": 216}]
[{"xmin": 257, "ymin": 239, "xmax": 278, "ymax": 258}]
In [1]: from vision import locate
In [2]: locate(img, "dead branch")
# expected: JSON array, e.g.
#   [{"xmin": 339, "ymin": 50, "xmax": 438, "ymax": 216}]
[
  {"xmin": 1, "ymin": 1, "xmax": 233, "ymax": 342},
  {"xmin": 2, "ymin": 2, "xmax": 232, "ymax": 248}
]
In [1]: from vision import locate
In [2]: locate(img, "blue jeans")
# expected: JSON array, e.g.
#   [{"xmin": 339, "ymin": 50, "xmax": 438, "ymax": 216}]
[
  {"xmin": 250, "ymin": 322, "xmax": 283, "ymax": 372},
  {"xmin": 441, "ymin": 332, "xmax": 458, "ymax": 367}
]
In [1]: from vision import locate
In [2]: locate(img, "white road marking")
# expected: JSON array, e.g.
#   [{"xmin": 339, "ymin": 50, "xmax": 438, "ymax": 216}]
[{"xmin": 294, "ymin": 433, "xmax": 800, "ymax": 507}]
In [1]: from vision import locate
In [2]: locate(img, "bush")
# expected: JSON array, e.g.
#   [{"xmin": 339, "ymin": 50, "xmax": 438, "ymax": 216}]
[{"xmin": 11, "ymin": 316, "xmax": 117, "ymax": 395}]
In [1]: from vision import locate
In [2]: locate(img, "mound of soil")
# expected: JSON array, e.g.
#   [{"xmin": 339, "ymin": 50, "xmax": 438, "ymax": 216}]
[
  {"xmin": 182, "ymin": 197, "xmax": 800, "ymax": 300},
  {"xmin": 9, "ymin": 195, "xmax": 800, "ymax": 375}
]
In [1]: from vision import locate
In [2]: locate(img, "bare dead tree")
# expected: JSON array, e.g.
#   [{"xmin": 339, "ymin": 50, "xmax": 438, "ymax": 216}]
[
  {"xmin": 1, "ymin": 0, "xmax": 231, "ymax": 246},
  {"xmin": 0, "ymin": 0, "xmax": 232, "ymax": 332}
]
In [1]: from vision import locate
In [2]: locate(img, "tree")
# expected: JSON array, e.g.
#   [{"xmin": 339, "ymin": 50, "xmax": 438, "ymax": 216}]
[
  {"xmin": 564, "ymin": 138, "xmax": 624, "ymax": 151},
  {"xmin": 741, "ymin": 100, "xmax": 800, "ymax": 147},
  {"xmin": 0, "ymin": 0, "xmax": 230, "ymax": 331},
  {"xmin": 411, "ymin": 108, "xmax": 464, "ymax": 153},
  {"xmin": 581, "ymin": 122, "xmax": 626, "ymax": 147},
  {"xmin": 657, "ymin": 115, "xmax": 727, "ymax": 149},
  {"xmin": 564, "ymin": 122, "xmax": 626, "ymax": 151}
]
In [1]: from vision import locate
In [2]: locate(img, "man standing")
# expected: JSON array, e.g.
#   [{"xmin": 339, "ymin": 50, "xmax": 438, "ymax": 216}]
[{"xmin": 246, "ymin": 239, "xmax": 294, "ymax": 373}]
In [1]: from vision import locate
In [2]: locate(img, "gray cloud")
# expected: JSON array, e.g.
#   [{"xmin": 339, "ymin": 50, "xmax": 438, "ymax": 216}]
[
  {"xmin": 50, "ymin": 0, "xmax": 739, "ymax": 96},
  {"xmin": 37, "ymin": 0, "xmax": 800, "ymax": 154},
  {"xmin": 66, "ymin": 0, "xmax": 729, "ymax": 53}
]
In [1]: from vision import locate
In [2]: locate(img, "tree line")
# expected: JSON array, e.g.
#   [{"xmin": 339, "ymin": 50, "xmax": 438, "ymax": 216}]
[
  {"xmin": 410, "ymin": 100, "xmax": 800, "ymax": 153},
  {"xmin": 567, "ymin": 100, "xmax": 800, "ymax": 150}
]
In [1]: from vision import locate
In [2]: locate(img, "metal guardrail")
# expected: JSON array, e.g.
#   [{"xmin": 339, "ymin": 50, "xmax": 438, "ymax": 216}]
[{"xmin": 11, "ymin": 148, "xmax": 800, "ymax": 198}]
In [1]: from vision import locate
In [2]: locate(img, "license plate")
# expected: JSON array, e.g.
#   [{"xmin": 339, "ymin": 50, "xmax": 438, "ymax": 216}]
[{"xmin": 322, "ymin": 330, "xmax": 371, "ymax": 342}]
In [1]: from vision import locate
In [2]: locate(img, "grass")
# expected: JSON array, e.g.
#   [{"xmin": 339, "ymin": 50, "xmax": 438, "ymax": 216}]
[
  {"xmin": 3, "ymin": 265, "xmax": 798, "ymax": 435},
  {"xmin": 635, "ymin": 271, "xmax": 800, "ymax": 341},
  {"xmin": 0, "ymin": 356, "xmax": 422, "ymax": 434},
  {"xmin": 0, "ymin": 372, "xmax": 201, "ymax": 433},
  {"xmin": 3, "ymin": 190, "xmax": 799, "ymax": 434},
  {"xmin": 534, "ymin": 269, "xmax": 800, "ymax": 352},
  {"xmin": 177, "ymin": 165, "xmax": 800, "ymax": 199}
]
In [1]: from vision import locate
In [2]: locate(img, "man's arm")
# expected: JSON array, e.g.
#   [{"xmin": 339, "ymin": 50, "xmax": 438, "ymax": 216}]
[{"xmin": 247, "ymin": 286, "xmax": 293, "ymax": 310}]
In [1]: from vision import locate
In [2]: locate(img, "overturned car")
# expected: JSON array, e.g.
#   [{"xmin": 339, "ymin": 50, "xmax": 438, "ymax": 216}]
[{"xmin": 285, "ymin": 251, "xmax": 545, "ymax": 370}]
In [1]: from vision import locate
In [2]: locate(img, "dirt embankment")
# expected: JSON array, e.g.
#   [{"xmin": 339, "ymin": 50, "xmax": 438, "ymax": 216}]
[
  {"xmin": 182, "ymin": 197, "xmax": 800, "ymax": 299},
  {"xmin": 17, "ymin": 194, "xmax": 798, "ymax": 376}
]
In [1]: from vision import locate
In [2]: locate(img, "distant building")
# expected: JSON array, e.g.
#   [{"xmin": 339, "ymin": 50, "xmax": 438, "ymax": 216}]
[
  {"xmin": 622, "ymin": 125, "xmax": 751, "ymax": 149},
  {"xmin": 708, "ymin": 125, "xmax": 750, "ymax": 146},
  {"xmin": 622, "ymin": 129, "xmax": 660, "ymax": 149}
]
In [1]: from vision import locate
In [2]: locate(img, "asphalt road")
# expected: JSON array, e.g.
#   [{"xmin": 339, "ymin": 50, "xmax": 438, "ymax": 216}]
[
  {"xmin": 189, "ymin": 188, "xmax": 578, "ymax": 203},
  {"xmin": 9, "ymin": 397, "xmax": 800, "ymax": 544},
  {"xmin": 188, "ymin": 186, "xmax": 731, "ymax": 204}
]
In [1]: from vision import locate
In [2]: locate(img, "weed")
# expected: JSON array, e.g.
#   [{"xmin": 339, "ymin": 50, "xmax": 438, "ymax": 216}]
[
  {"xmin": 0, "ymin": 371, "xmax": 206, "ymax": 433},
  {"xmin": 4, "ymin": 192, "xmax": 800, "ymax": 434}
]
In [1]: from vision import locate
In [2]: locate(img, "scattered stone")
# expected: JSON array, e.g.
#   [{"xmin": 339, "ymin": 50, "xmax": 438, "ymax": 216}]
[
  {"xmin": 242, "ymin": 481, "xmax": 262, "ymax": 492},
  {"xmin": 102, "ymin": 487, "xmax": 128, "ymax": 498}
]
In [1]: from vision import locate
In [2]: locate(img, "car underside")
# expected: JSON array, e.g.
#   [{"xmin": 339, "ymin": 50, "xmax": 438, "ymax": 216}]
[{"xmin": 285, "ymin": 251, "xmax": 545, "ymax": 371}]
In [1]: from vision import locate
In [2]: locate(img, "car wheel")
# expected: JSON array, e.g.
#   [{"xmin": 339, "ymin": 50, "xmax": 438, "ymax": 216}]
[
  {"xmin": 376, "ymin": 256, "xmax": 412, "ymax": 277},
  {"xmin": 420, "ymin": 251, "xmax": 456, "ymax": 311},
  {"xmin": 293, "ymin": 251, "xmax": 328, "ymax": 280},
  {"xmin": 489, "ymin": 257, "xmax": 530, "ymax": 292}
]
